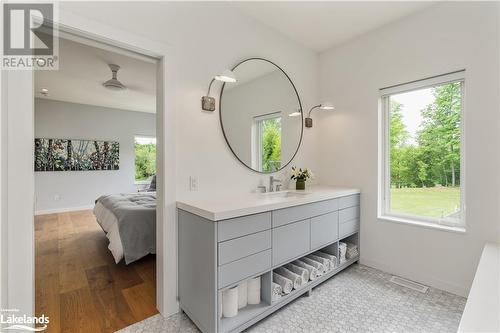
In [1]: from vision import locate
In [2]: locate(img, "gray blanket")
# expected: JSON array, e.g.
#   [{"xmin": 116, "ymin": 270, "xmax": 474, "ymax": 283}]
[{"xmin": 96, "ymin": 193, "xmax": 156, "ymax": 264}]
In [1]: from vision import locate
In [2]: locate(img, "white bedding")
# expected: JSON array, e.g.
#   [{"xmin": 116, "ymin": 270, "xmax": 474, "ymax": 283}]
[{"xmin": 93, "ymin": 201, "xmax": 124, "ymax": 263}]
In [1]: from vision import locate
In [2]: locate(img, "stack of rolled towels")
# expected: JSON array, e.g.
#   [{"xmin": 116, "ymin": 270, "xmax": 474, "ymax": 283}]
[
  {"xmin": 272, "ymin": 251, "xmax": 338, "ymax": 299},
  {"xmin": 221, "ymin": 276, "xmax": 261, "ymax": 318},
  {"xmin": 346, "ymin": 242, "xmax": 359, "ymax": 259},
  {"xmin": 339, "ymin": 242, "xmax": 347, "ymax": 264},
  {"xmin": 339, "ymin": 241, "xmax": 358, "ymax": 264}
]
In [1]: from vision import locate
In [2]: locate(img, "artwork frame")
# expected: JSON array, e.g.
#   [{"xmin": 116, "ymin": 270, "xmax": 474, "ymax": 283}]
[{"xmin": 34, "ymin": 138, "xmax": 120, "ymax": 171}]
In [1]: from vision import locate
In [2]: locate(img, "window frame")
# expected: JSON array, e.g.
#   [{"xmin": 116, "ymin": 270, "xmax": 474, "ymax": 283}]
[
  {"xmin": 378, "ymin": 71, "xmax": 466, "ymax": 231},
  {"xmin": 134, "ymin": 134, "xmax": 157, "ymax": 184}
]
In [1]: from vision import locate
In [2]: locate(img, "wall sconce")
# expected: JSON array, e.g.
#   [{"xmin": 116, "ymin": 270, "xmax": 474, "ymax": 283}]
[
  {"xmin": 305, "ymin": 102, "xmax": 335, "ymax": 128},
  {"xmin": 288, "ymin": 109, "xmax": 301, "ymax": 117},
  {"xmin": 201, "ymin": 69, "xmax": 237, "ymax": 111}
]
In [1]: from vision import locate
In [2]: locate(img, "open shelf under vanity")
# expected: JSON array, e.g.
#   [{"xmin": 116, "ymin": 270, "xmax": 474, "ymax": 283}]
[{"xmin": 217, "ymin": 235, "xmax": 360, "ymax": 332}]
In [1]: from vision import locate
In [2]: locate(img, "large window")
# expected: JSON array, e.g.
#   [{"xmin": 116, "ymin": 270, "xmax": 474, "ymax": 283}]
[
  {"xmin": 134, "ymin": 136, "xmax": 156, "ymax": 182},
  {"xmin": 379, "ymin": 72, "xmax": 465, "ymax": 228},
  {"xmin": 253, "ymin": 113, "xmax": 282, "ymax": 172}
]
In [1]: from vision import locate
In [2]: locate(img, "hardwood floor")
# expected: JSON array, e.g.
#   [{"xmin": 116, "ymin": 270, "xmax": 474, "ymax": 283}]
[{"xmin": 35, "ymin": 210, "xmax": 157, "ymax": 333}]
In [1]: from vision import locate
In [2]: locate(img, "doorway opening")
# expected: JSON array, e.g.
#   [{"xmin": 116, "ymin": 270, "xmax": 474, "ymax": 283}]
[{"xmin": 34, "ymin": 32, "xmax": 161, "ymax": 332}]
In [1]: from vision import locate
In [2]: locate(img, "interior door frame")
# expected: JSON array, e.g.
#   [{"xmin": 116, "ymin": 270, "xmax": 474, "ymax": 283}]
[{"xmin": 0, "ymin": 9, "xmax": 178, "ymax": 321}]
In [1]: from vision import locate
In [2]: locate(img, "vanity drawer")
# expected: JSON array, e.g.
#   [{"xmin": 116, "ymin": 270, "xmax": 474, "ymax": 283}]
[
  {"xmin": 311, "ymin": 212, "xmax": 339, "ymax": 250},
  {"xmin": 218, "ymin": 249, "xmax": 271, "ymax": 289},
  {"xmin": 339, "ymin": 206, "xmax": 359, "ymax": 223},
  {"xmin": 339, "ymin": 194, "xmax": 360, "ymax": 210},
  {"xmin": 218, "ymin": 230, "xmax": 271, "ymax": 266},
  {"xmin": 217, "ymin": 212, "xmax": 271, "ymax": 242},
  {"xmin": 339, "ymin": 219, "xmax": 360, "ymax": 238},
  {"xmin": 272, "ymin": 199, "xmax": 338, "ymax": 228},
  {"xmin": 272, "ymin": 219, "xmax": 310, "ymax": 266}
]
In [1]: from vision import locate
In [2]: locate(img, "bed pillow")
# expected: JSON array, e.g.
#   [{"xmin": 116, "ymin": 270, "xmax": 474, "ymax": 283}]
[{"xmin": 149, "ymin": 175, "xmax": 156, "ymax": 191}]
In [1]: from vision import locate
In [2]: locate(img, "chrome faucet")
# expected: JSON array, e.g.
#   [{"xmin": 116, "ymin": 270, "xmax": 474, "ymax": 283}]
[{"xmin": 269, "ymin": 176, "xmax": 282, "ymax": 192}]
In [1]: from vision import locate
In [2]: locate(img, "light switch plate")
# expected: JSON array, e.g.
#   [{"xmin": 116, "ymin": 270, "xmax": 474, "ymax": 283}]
[{"xmin": 189, "ymin": 176, "xmax": 198, "ymax": 191}]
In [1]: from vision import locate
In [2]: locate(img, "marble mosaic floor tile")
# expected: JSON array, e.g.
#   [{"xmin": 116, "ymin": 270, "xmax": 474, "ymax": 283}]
[{"xmin": 117, "ymin": 264, "xmax": 466, "ymax": 333}]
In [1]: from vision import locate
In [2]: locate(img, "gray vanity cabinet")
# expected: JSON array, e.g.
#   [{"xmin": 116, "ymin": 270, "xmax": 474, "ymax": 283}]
[
  {"xmin": 311, "ymin": 211, "xmax": 339, "ymax": 250},
  {"xmin": 272, "ymin": 219, "xmax": 310, "ymax": 266},
  {"xmin": 272, "ymin": 198, "xmax": 338, "ymax": 227},
  {"xmin": 338, "ymin": 194, "xmax": 360, "ymax": 238},
  {"xmin": 178, "ymin": 193, "xmax": 360, "ymax": 333},
  {"xmin": 217, "ymin": 212, "xmax": 271, "ymax": 241},
  {"xmin": 218, "ymin": 230, "xmax": 271, "ymax": 266}
]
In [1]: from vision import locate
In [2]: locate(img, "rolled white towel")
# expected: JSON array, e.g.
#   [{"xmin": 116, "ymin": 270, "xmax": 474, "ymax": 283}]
[
  {"xmin": 306, "ymin": 254, "xmax": 331, "ymax": 272},
  {"xmin": 293, "ymin": 260, "xmax": 319, "ymax": 281},
  {"xmin": 272, "ymin": 282, "xmax": 282, "ymax": 301},
  {"xmin": 273, "ymin": 272, "xmax": 293, "ymax": 294},
  {"xmin": 237, "ymin": 280, "xmax": 248, "ymax": 309},
  {"xmin": 247, "ymin": 277, "xmax": 261, "ymax": 305},
  {"xmin": 301, "ymin": 257, "xmax": 326, "ymax": 274},
  {"xmin": 272, "ymin": 282, "xmax": 282, "ymax": 295},
  {"xmin": 284, "ymin": 263, "xmax": 309, "ymax": 284},
  {"xmin": 274, "ymin": 267, "xmax": 303, "ymax": 290},
  {"xmin": 315, "ymin": 251, "xmax": 338, "ymax": 269},
  {"xmin": 222, "ymin": 286, "xmax": 238, "ymax": 318}
]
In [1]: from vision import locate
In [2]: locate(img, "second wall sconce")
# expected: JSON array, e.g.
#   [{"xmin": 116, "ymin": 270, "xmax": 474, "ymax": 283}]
[
  {"xmin": 305, "ymin": 102, "xmax": 335, "ymax": 128},
  {"xmin": 201, "ymin": 69, "xmax": 237, "ymax": 111}
]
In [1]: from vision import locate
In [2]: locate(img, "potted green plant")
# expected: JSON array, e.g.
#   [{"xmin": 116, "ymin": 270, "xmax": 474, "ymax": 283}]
[{"xmin": 291, "ymin": 166, "xmax": 312, "ymax": 190}]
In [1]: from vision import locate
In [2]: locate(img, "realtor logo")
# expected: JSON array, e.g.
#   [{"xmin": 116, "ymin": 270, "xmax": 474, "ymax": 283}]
[
  {"xmin": 0, "ymin": 308, "xmax": 49, "ymax": 331},
  {"xmin": 2, "ymin": 2, "xmax": 58, "ymax": 69}
]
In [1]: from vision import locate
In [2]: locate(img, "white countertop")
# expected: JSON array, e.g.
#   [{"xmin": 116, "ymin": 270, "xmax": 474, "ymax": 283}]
[
  {"xmin": 176, "ymin": 185, "xmax": 361, "ymax": 221},
  {"xmin": 458, "ymin": 242, "xmax": 500, "ymax": 333}
]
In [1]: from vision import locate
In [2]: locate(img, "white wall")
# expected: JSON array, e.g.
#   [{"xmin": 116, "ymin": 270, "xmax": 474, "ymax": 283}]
[
  {"xmin": 59, "ymin": 2, "xmax": 321, "ymax": 196},
  {"xmin": 318, "ymin": 2, "xmax": 500, "ymax": 296},
  {"xmin": 34, "ymin": 98, "xmax": 155, "ymax": 213},
  {"xmin": 24, "ymin": 3, "xmax": 320, "ymax": 316}
]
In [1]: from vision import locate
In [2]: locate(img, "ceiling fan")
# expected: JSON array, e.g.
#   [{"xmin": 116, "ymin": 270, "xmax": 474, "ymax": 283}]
[{"xmin": 102, "ymin": 64, "xmax": 126, "ymax": 91}]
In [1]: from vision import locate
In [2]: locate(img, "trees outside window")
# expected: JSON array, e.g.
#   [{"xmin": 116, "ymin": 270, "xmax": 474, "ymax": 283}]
[
  {"xmin": 261, "ymin": 117, "xmax": 282, "ymax": 172},
  {"xmin": 381, "ymin": 74, "xmax": 464, "ymax": 227},
  {"xmin": 253, "ymin": 114, "xmax": 282, "ymax": 172},
  {"xmin": 134, "ymin": 136, "xmax": 156, "ymax": 182}
]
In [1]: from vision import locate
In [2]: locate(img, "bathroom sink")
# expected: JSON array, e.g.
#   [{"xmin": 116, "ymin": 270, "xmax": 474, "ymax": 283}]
[{"xmin": 259, "ymin": 190, "xmax": 310, "ymax": 198}]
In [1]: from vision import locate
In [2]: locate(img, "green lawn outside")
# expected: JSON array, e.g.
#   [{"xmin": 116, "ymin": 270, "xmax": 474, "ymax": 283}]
[{"xmin": 390, "ymin": 187, "xmax": 460, "ymax": 218}]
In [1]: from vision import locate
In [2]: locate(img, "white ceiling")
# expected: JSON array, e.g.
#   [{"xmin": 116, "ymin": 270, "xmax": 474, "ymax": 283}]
[
  {"xmin": 233, "ymin": 1, "xmax": 436, "ymax": 52},
  {"xmin": 35, "ymin": 37, "xmax": 156, "ymax": 113}
]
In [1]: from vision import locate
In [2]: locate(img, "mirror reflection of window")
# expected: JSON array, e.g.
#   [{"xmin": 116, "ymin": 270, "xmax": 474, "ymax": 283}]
[{"xmin": 253, "ymin": 113, "xmax": 282, "ymax": 172}]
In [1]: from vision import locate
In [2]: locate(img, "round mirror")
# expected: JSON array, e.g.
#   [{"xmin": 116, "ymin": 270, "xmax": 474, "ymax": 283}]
[{"xmin": 219, "ymin": 58, "xmax": 303, "ymax": 173}]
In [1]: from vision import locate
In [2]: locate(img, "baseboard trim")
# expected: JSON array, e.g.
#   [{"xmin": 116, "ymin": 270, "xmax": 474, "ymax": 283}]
[
  {"xmin": 35, "ymin": 205, "xmax": 94, "ymax": 216},
  {"xmin": 360, "ymin": 257, "xmax": 469, "ymax": 297}
]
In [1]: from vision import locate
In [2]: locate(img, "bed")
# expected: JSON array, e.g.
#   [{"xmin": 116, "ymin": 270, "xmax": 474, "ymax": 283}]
[{"xmin": 93, "ymin": 192, "xmax": 156, "ymax": 264}]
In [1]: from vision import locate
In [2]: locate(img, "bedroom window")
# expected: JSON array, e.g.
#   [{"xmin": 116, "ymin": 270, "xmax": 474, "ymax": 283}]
[
  {"xmin": 252, "ymin": 113, "xmax": 282, "ymax": 172},
  {"xmin": 379, "ymin": 71, "xmax": 465, "ymax": 230},
  {"xmin": 134, "ymin": 136, "xmax": 156, "ymax": 183}
]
